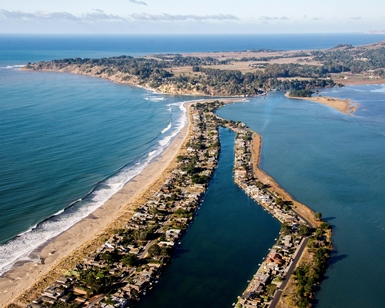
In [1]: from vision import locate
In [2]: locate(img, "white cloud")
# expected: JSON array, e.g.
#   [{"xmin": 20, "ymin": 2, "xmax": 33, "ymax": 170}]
[
  {"xmin": 129, "ymin": 0, "xmax": 147, "ymax": 6},
  {"xmin": 0, "ymin": 9, "xmax": 239, "ymax": 24},
  {"xmin": 259, "ymin": 16, "xmax": 289, "ymax": 21},
  {"xmin": 129, "ymin": 13, "xmax": 239, "ymax": 21},
  {"xmin": 83, "ymin": 10, "xmax": 127, "ymax": 22},
  {"xmin": 0, "ymin": 9, "xmax": 126, "ymax": 22}
]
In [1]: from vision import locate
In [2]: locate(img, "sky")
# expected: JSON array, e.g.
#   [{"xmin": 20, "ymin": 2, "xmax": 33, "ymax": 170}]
[{"xmin": 0, "ymin": 0, "xmax": 384, "ymax": 34}]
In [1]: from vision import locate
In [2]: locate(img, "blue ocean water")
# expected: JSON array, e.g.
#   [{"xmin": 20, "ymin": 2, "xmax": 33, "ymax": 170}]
[
  {"xmin": 0, "ymin": 67, "xmax": 197, "ymax": 274},
  {"xmin": 217, "ymin": 86, "xmax": 385, "ymax": 307},
  {"xmin": 0, "ymin": 34, "xmax": 385, "ymax": 306}
]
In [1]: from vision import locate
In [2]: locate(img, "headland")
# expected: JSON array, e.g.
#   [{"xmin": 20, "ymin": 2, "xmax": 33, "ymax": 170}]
[
  {"xmin": 24, "ymin": 40, "xmax": 385, "ymax": 113},
  {"xmin": 7, "ymin": 39, "xmax": 385, "ymax": 306}
]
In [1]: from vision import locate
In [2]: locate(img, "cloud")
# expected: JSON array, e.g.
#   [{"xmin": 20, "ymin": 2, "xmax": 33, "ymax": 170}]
[
  {"xmin": 350, "ymin": 16, "xmax": 362, "ymax": 20},
  {"xmin": 129, "ymin": 0, "xmax": 147, "ymax": 5},
  {"xmin": 129, "ymin": 13, "xmax": 239, "ymax": 21},
  {"xmin": 0, "ymin": 9, "xmax": 127, "ymax": 22},
  {"xmin": 0, "ymin": 9, "xmax": 238, "ymax": 24},
  {"xmin": 0, "ymin": 9, "xmax": 37, "ymax": 20},
  {"xmin": 83, "ymin": 10, "xmax": 127, "ymax": 21},
  {"xmin": 260, "ymin": 16, "xmax": 289, "ymax": 21}
]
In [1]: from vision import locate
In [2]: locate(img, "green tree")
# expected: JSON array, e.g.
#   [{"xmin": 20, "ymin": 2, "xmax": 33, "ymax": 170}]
[
  {"xmin": 148, "ymin": 244, "xmax": 162, "ymax": 257},
  {"xmin": 320, "ymin": 222, "xmax": 331, "ymax": 230},
  {"xmin": 314, "ymin": 212, "xmax": 322, "ymax": 221},
  {"xmin": 298, "ymin": 224, "xmax": 310, "ymax": 236},
  {"xmin": 280, "ymin": 223, "xmax": 291, "ymax": 235},
  {"xmin": 122, "ymin": 254, "xmax": 138, "ymax": 267}
]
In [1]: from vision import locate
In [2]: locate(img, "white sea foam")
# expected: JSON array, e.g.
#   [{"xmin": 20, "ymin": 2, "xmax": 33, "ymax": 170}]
[
  {"xmin": 159, "ymin": 135, "xmax": 173, "ymax": 147},
  {"xmin": 0, "ymin": 160, "xmax": 149, "ymax": 276},
  {"xmin": 144, "ymin": 95, "xmax": 165, "ymax": 102},
  {"xmin": 148, "ymin": 150, "xmax": 157, "ymax": 157},
  {"xmin": 0, "ymin": 100, "xmax": 190, "ymax": 277},
  {"xmin": 371, "ymin": 86, "xmax": 385, "ymax": 93},
  {"xmin": 161, "ymin": 123, "xmax": 172, "ymax": 134},
  {"xmin": 52, "ymin": 209, "xmax": 65, "ymax": 216},
  {"xmin": 0, "ymin": 65, "xmax": 24, "ymax": 70}
]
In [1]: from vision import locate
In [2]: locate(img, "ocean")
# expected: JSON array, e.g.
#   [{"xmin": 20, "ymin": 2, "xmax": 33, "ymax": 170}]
[{"xmin": 1, "ymin": 33, "xmax": 385, "ymax": 307}]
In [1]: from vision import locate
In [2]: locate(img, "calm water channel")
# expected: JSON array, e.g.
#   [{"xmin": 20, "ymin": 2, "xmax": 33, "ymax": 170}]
[{"xmin": 136, "ymin": 127, "xmax": 280, "ymax": 308}]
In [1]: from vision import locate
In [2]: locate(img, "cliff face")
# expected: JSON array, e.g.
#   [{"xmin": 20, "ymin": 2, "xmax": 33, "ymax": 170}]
[
  {"xmin": 26, "ymin": 63, "xmax": 138, "ymax": 86},
  {"xmin": 25, "ymin": 63, "xmax": 229, "ymax": 96},
  {"xmin": 24, "ymin": 60, "xmax": 265, "ymax": 97}
]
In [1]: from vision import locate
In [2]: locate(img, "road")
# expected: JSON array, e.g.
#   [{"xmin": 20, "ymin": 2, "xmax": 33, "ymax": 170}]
[{"xmin": 269, "ymin": 237, "xmax": 309, "ymax": 308}]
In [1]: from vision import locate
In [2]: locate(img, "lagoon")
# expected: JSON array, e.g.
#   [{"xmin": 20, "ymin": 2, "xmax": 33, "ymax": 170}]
[
  {"xmin": 217, "ymin": 89, "xmax": 385, "ymax": 307},
  {"xmin": 136, "ymin": 127, "xmax": 280, "ymax": 307}
]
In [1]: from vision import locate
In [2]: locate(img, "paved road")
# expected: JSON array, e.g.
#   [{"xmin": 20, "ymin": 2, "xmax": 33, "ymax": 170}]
[{"xmin": 270, "ymin": 237, "xmax": 309, "ymax": 308}]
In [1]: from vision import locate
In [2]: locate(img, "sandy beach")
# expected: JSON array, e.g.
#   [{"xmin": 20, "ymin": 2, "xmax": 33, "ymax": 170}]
[
  {"xmin": 285, "ymin": 93, "xmax": 359, "ymax": 115},
  {"xmin": 250, "ymin": 132, "xmax": 319, "ymax": 228},
  {"xmin": 0, "ymin": 102, "xmax": 198, "ymax": 307}
]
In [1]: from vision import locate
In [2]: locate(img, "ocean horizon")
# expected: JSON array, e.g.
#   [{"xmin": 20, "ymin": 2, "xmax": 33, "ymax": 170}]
[{"xmin": 1, "ymin": 34, "xmax": 385, "ymax": 307}]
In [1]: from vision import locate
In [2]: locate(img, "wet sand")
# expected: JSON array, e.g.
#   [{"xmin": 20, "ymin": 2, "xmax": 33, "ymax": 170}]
[{"xmin": 0, "ymin": 103, "xmax": 196, "ymax": 307}]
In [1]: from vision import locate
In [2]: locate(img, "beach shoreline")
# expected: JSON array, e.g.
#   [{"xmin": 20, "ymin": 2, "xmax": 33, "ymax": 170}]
[
  {"xmin": 0, "ymin": 101, "xmax": 196, "ymax": 307},
  {"xmin": 285, "ymin": 92, "xmax": 359, "ymax": 115},
  {"xmin": 0, "ymin": 98, "xmax": 243, "ymax": 307},
  {"xmin": 250, "ymin": 133, "xmax": 318, "ymax": 228}
]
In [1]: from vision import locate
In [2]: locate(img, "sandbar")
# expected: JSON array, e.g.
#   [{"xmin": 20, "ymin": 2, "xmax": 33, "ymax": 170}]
[
  {"xmin": 286, "ymin": 93, "xmax": 359, "ymax": 115},
  {"xmin": 250, "ymin": 133, "xmax": 319, "ymax": 228}
]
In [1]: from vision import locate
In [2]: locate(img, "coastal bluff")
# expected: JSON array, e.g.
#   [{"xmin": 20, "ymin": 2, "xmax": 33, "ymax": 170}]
[{"xmin": 24, "ymin": 40, "xmax": 385, "ymax": 99}]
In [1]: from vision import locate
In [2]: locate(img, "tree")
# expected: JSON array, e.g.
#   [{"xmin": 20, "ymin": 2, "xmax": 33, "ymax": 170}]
[
  {"xmin": 148, "ymin": 244, "xmax": 162, "ymax": 257},
  {"xmin": 314, "ymin": 212, "xmax": 322, "ymax": 221},
  {"xmin": 192, "ymin": 174, "xmax": 209, "ymax": 184},
  {"xmin": 289, "ymin": 89, "xmax": 313, "ymax": 97},
  {"xmin": 320, "ymin": 222, "xmax": 331, "ymax": 230},
  {"xmin": 298, "ymin": 224, "xmax": 310, "ymax": 236},
  {"xmin": 280, "ymin": 223, "xmax": 291, "ymax": 235},
  {"xmin": 79, "ymin": 268, "xmax": 115, "ymax": 295},
  {"xmin": 265, "ymin": 284, "xmax": 277, "ymax": 297},
  {"xmin": 133, "ymin": 229, "xmax": 149, "ymax": 241},
  {"xmin": 275, "ymin": 198, "xmax": 285, "ymax": 207},
  {"xmin": 122, "ymin": 254, "xmax": 138, "ymax": 267},
  {"xmin": 100, "ymin": 250, "xmax": 120, "ymax": 264}
]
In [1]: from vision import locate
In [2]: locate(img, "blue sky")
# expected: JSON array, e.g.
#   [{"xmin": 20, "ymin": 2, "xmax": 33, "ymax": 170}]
[{"xmin": 0, "ymin": 0, "xmax": 384, "ymax": 34}]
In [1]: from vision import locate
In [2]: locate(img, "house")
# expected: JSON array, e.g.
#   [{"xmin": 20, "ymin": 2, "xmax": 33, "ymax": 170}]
[{"xmin": 165, "ymin": 229, "xmax": 182, "ymax": 240}]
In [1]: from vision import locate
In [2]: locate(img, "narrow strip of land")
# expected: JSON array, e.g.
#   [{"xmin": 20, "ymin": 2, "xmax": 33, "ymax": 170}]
[
  {"xmin": 0, "ymin": 100, "xmax": 201, "ymax": 307},
  {"xmin": 223, "ymin": 121, "xmax": 331, "ymax": 308},
  {"xmin": 285, "ymin": 93, "xmax": 359, "ymax": 115},
  {"xmin": 2, "ymin": 100, "xmax": 331, "ymax": 308}
]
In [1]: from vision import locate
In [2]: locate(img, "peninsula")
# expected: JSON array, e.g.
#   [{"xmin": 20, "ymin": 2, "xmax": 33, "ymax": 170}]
[
  {"xmin": 2, "ymin": 100, "xmax": 331, "ymax": 308},
  {"xmin": 285, "ymin": 92, "xmax": 359, "ymax": 115},
  {"xmin": 25, "ymin": 40, "xmax": 385, "ymax": 114},
  {"xmin": 5, "ymin": 39, "xmax": 385, "ymax": 307}
]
